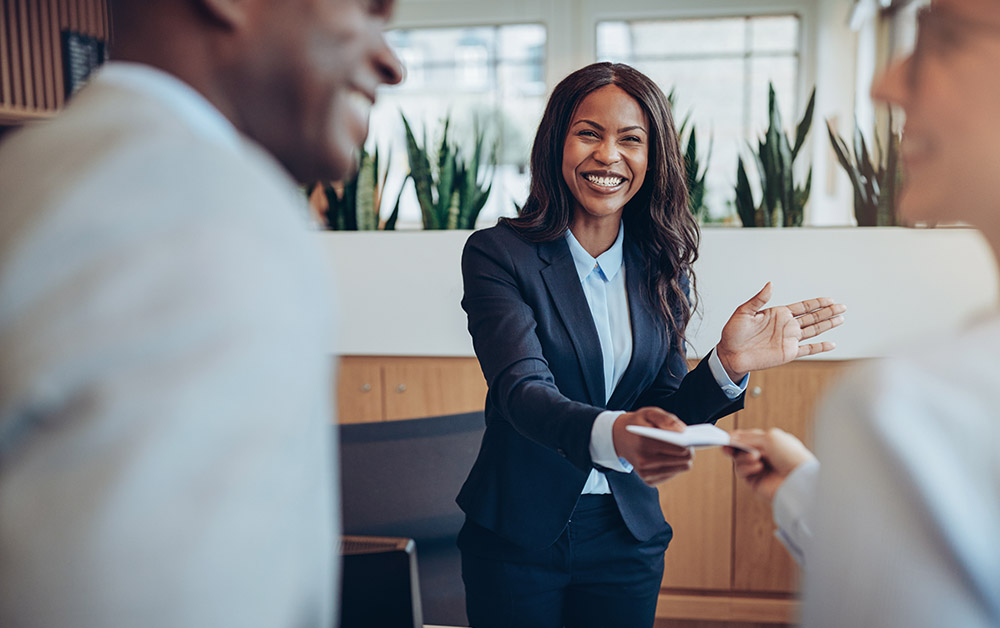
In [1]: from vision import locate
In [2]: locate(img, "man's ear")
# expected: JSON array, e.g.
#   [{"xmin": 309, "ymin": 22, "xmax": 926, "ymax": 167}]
[{"xmin": 193, "ymin": 0, "xmax": 253, "ymax": 30}]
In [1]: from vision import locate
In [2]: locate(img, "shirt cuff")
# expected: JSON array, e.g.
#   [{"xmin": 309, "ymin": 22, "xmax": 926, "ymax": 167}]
[
  {"xmin": 772, "ymin": 458, "xmax": 820, "ymax": 567},
  {"xmin": 589, "ymin": 410, "xmax": 633, "ymax": 473},
  {"xmin": 708, "ymin": 347, "xmax": 749, "ymax": 399}
]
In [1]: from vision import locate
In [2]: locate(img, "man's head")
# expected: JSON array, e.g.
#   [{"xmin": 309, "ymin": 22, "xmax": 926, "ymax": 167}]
[
  {"xmin": 872, "ymin": 0, "xmax": 1000, "ymax": 230},
  {"xmin": 110, "ymin": 0, "xmax": 403, "ymax": 183}
]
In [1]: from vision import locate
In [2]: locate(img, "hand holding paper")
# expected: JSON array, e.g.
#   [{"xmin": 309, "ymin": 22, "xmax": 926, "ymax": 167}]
[{"xmin": 611, "ymin": 407, "xmax": 694, "ymax": 486}]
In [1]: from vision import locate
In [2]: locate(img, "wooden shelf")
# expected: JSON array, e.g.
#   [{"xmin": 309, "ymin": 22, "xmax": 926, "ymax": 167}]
[{"xmin": 0, "ymin": 0, "xmax": 109, "ymax": 124}]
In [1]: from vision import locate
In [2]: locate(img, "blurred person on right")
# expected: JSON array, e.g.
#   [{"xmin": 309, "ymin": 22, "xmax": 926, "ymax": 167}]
[{"xmin": 728, "ymin": 1, "xmax": 1000, "ymax": 626}]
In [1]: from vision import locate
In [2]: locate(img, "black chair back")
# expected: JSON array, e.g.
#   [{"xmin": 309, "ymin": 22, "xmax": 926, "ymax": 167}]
[{"xmin": 339, "ymin": 411, "xmax": 485, "ymax": 626}]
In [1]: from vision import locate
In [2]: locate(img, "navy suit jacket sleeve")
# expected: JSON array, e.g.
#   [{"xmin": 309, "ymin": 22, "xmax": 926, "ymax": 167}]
[{"xmin": 462, "ymin": 227, "xmax": 603, "ymax": 472}]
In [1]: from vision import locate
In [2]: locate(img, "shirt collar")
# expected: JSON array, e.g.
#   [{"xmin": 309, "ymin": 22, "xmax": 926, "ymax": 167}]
[
  {"xmin": 91, "ymin": 62, "xmax": 243, "ymax": 152},
  {"xmin": 564, "ymin": 222, "xmax": 625, "ymax": 283}
]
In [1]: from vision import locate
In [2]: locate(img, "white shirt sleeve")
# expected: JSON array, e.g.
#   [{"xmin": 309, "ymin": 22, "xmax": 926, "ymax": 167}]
[
  {"xmin": 772, "ymin": 458, "xmax": 820, "ymax": 567},
  {"xmin": 589, "ymin": 410, "xmax": 633, "ymax": 473},
  {"xmin": 708, "ymin": 347, "xmax": 749, "ymax": 399}
]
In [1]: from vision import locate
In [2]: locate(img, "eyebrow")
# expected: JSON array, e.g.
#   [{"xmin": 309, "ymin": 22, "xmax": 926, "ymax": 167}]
[{"xmin": 572, "ymin": 119, "xmax": 648, "ymax": 134}]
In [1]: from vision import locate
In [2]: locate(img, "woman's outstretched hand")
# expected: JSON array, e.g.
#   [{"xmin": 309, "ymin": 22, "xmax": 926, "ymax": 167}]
[
  {"xmin": 716, "ymin": 282, "xmax": 845, "ymax": 382},
  {"xmin": 612, "ymin": 407, "xmax": 694, "ymax": 486}
]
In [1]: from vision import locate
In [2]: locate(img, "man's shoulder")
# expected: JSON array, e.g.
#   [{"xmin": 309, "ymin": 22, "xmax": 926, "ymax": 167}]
[{"xmin": 0, "ymin": 85, "xmax": 295, "ymax": 231}]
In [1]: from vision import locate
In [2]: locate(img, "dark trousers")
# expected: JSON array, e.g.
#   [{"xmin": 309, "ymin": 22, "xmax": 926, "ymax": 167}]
[{"xmin": 458, "ymin": 494, "xmax": 672, "ymax": 628}]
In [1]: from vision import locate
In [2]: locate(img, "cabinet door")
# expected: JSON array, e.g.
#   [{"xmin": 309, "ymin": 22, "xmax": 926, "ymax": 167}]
[
  {"xmin": 659, "ymin": 426, "xmax": 735, "ymax": 590},
  {"xmin": 337, "ymin": 357, "xmax": 384, "ymax": 423},
  {"xmin": 382, "ymin": 357, "xmax": 487, "ymax": 421},
  {"xmin": 732, "ymin": 361, "xmax": 850, "ymax": 592}
]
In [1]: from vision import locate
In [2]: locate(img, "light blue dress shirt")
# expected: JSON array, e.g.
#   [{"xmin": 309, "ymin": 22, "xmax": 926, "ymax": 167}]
[{"xmin": 564, "ymin": 225, "xmax": 747, "ymax": 495}]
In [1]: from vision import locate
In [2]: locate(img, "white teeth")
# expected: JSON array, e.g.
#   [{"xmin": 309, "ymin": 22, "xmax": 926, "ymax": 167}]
[{"xmin": 585, "ymin": 174, "xmax": 624, "ymax": 187}]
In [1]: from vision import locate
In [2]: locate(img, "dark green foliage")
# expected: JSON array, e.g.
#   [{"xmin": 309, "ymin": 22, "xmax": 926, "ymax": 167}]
[
  {"xmin": 667, "ymin": 89, "xmax": 711, "ymax": 221},
  {"xmin": 735, "ymin": 84, "xmax": 815, "ymax": 227},
  {"xmin": 827, "ymin": 114, "xmax": 904, "ymax": 227},
  {"xmin": 401, "ymin": 112, "xmax": 495, "ymax": 230},
  {"xmin": 315, "ymin": 146, "xmax": 400, "ymax": 230}
]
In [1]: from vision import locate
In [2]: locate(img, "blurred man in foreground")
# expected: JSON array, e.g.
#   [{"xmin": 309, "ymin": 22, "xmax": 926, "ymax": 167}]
[
  {"xmin": 729, "ymin": 1, "xmax": 1000, "ymax": 626},
  {"xmin": 0, "ymin": 1, "xmax": 401, "ymax": 626}
]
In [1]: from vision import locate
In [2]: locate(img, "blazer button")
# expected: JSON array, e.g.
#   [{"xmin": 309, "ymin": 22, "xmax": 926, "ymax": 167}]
[{"xmin": 557, "ymin": 448, "xmax": 567, "ymax": 457}]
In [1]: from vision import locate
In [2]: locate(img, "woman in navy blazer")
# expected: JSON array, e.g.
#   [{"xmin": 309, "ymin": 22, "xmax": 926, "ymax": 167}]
[{"xmin": 458, "ymin": 63, "xmax": 844, "ymax": 628}]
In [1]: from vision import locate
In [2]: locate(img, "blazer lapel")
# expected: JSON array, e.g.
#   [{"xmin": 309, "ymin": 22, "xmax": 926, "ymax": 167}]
[
  {"xmin": 607, "ymin": 240, "xmax": 661, "ymax": 410},
  {"xmin": 538, "ymin": 238, "xmax": 606, "ymax": 407}
]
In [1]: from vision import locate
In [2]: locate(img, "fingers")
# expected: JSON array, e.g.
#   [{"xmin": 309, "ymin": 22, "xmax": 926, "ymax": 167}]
[
  {"xmin": 734, "ymin": 458, "xmax": 766, "ymax": 481},
  {"xmin": 637, "ymin": 455, "xmax": 695, "ymax": 485},
  {"xmin": 785, "ymin": 296, "xmax": 835, "ymax": 316},
  {"xmin": 799, "ymin": 315, "xmax": 845, "ymax": 340},
  {"xmin": 794, "ymin": 303, "xmax": 846, "ymax": 327},
  {"xmin": 730, "ymin": 428, "xmax": 766, "ymax": 444},
  {"xmin": 635, "ymin": 407, "xmax": 685, "ymax": 432},
  {"xmin": 614, "ymin": 408, "xmax": 688, "ymax": 467},
  {"xmin": 796, "ymin": 341, "xmax": 837, "ymax": 357},
  {"xmin": 737, "ymin": 282, "xmax": 773, "ymax": 314}
]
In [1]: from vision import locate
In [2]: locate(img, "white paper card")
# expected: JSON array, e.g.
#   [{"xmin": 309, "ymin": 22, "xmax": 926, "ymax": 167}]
[{"xmin": 625, "ymin": 424, "xmax": 753, "ymax": 452}]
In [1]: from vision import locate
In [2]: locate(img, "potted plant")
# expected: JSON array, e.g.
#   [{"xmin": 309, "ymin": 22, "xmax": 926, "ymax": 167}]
[
  {"xmin": 827, "ymin": 114, "xmax": 904, "ymax": 227},
  {"xmin": 401, "ymin": 112, "xmax": 495, "ymax": 230},
  {"xmin": 734, "ymin": 84, "xmax": 816, "ymax": 227},
  {"xmin": 309, "ymin": 146, "xmax": 401, "ymax": 230}
]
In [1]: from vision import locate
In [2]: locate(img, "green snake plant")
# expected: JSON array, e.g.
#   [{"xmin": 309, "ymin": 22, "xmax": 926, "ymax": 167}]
[
  {"xmin": 401, "ymin": 112, "xmax": 495, "ymax": 230},
  {"xmin": 315, "ymin": 145, "xmax": 401, "ymax": 230},
  {"xmin": 667, "ymin": 89, "xmax": 712, "ymax": 222},
  {"xmin": 827, "ymin": 114, "xmax": 904, "ymax": 226},
  {"xmin": 735, "ymin": 83, "xmax": 816, "ymax": 227}
]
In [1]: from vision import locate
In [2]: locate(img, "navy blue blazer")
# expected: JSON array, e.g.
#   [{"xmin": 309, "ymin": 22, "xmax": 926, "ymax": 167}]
[{"xmin": 457, "ymin": 223, "xmax": 744, "ymax": 550}]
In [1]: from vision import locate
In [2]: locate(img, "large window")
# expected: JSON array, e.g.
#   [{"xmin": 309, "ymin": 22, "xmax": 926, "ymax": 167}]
[
  {"xmin": 370, "ymin": 24, "xmax": 547, "ymax": 228},
  {"xmin": 597, "ymin": 15, "xmax": 802, "ymax": 221}
]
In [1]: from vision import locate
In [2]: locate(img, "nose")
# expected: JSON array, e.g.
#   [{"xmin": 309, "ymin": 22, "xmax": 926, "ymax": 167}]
[
  {"xmin": 871, "ymin": 54, "xmax": 911, "ymax": 107},
  {"xmin": 374, "ymin": 33, "xmax": 404, "ymax": 86},
  {"xmin": 593, "ymin": 139, "xmax": 621, "ymax": 165}
]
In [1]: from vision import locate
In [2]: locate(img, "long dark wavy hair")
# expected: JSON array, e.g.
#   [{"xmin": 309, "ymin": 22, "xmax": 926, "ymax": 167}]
[{"xmin": 502, "ymin": 62, "xmax": 699, "ymax": 348}]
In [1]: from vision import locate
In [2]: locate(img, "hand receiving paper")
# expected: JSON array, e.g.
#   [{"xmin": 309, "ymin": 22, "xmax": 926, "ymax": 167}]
[
  {"xmin": 716, "ymin": 282, "xmax": 845, "ymax": 382},
  {"xmin": 726, "ymin": 428, "xmax": 818, "ymax": 503}
]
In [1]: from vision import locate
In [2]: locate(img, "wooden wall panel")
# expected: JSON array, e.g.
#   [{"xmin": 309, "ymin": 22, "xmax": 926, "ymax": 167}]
[
  {"xmin": 337, "ymin": 356, "xmax": 487, "ymax": 423},
  {"xmin": 0, "ymin": 0, "xmax": 107, "ymax": 122},
  {"xmin": 8, "ymin": 0, "xmax": 23, "ymax": 108},
  {"xmin": 382, "ymin": 357, "xmax": 486, "ymax": 421},
  {"xmin": 731, "ymin": 361, "xmax": 850, "ymax": 593},
  {"xmin": 0, "ymin": 1, "xmax": 11, "ymax": 107},
  {"xmin": 337, "ymin": 357, "xmax": 385, "ymax": 424},
  {"xmin": 17, "ymin": 0, "xmax": 31, "ymax": 109},
  {"xmin": 659, "ymin": 442, "xmax": 734, "ymax": 590}
]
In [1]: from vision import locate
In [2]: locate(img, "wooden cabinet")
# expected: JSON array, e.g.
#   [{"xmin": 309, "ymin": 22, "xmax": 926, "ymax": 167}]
[
  {"xmin": 337, "ymin": 356, "xmax": 487, "ymax": 423},
  {"xmin": 0, "ymin": 0, "xmax": 109, "ymax": 124},
  {"xmin": 654, "ymin": 360, "xmax": 852, "ymax": 624}
]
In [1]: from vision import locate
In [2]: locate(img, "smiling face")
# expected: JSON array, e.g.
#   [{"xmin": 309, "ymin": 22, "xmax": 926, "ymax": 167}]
[
  {"xmin": 871, "ymin": 0, "xmax": 1000, "ymax": 228},
  {"xmin": 561, "ymin": 85, "xmax": 649, "ymax": 228},
  {"xmin": 236, "ymin": 0, "xmax": 404, "ymax": 182}
]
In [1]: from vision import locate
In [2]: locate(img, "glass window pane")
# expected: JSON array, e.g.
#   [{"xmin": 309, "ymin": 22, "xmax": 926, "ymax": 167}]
[
  {"xmin": 371, "ymin": 24, "xmax": 546, "ymax": 228},
  {"xmin": 596, "ymin": 22, "xmax": 632, "ymax": 62},
  {"xmin": 630, "ymin": 18, "xmax": 746, "ymax": 57},
  {"xmin": 750, "ymin": 15, "xmax": 800, "ymax": 54},
  {"xmin": 499, "ymin": 24, "xmax": 546, "ymax": 63}
]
